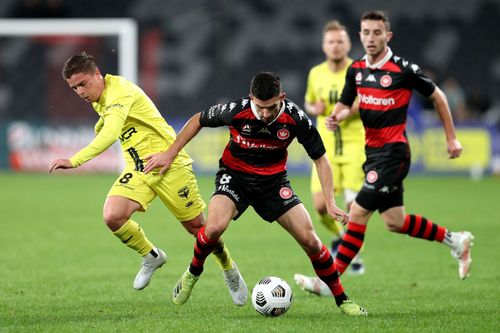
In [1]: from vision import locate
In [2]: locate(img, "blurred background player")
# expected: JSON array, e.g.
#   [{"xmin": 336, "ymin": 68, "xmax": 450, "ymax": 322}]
[
  {"xmin": 325, "ymin": 10, "xmax": 474, "ymax": 281},
  {"xmin": 48, "ymin": 52, "xmax": 247, "ymax": 305},
  {"xmin": 143, "ymin": 72, "xmax": 367, "ymax": 316},
  {"xmin": 295, "ymin": 20, "xmax": 366, "ymax": 296}
]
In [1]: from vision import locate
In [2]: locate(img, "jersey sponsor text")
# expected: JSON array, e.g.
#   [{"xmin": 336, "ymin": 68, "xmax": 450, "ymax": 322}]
[{"xmin": 358, "ymin": 93, "xmax": 395, "ymax": 106}]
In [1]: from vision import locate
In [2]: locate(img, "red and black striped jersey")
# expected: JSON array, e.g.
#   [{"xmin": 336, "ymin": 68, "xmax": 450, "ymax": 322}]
[
  {"xmin": 199, "ymin": 97, "xmax": 326, "ymax": 175},
  {"xmin": 339, "ymin": 48, "xmax": 436, "ymax": 148}
]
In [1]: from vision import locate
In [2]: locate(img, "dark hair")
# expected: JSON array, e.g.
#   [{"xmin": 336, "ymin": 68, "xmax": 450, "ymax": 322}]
[
  {"xmin": 250, "ymin": 72, "xmax": 282, "ymax": 100},
  {"xmin": 62, "ymin": 51, "xmax": 97, "ymax": 79},
  {"xmin": 361, "ymin": 10, "xmax": 391, "ymax": 31}
]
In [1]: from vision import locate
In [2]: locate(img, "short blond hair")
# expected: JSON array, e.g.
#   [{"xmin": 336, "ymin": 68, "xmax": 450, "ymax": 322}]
[{"xmin": 323, "ymin": 20, "xmax": 349, "ymax": 35}]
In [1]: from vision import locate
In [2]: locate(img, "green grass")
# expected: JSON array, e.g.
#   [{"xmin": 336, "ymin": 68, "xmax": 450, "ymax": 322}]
[{"xmin": 0, "ymin": 172, "xmax": 499, "ymax": 332}]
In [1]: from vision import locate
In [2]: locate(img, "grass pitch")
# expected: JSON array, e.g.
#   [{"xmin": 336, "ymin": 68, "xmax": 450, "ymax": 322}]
[{"xmin": 0, "ymin": 172, "xmax": 499, "ymax": 332}]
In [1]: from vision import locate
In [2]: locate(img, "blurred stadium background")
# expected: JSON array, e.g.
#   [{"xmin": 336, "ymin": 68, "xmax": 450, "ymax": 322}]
[{"xmin": 0, "ymin": 0, "xmax": 499, "ymax": 176}]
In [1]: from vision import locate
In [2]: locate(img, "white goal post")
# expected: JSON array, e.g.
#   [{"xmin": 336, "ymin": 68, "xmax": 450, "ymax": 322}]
[
  {"xmin": 0, "ymin": 18, "xmax": 138, "ymax": 172},
  {"xmin": 0, "ymin": 18, "xmax": 138, "ymax": 82}
]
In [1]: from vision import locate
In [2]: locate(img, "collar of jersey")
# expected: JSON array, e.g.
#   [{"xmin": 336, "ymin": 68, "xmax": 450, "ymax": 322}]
[
  {"xmin": 363, "ymin": 47, "xmax": 393, "ymax": 69},
  {"xmin": 95, "ymin": 74, "xmax": 111, "ymax": 105},
  {"xmin": 250, "ymin": 99, "xmax": 286, "ymax": 126}
]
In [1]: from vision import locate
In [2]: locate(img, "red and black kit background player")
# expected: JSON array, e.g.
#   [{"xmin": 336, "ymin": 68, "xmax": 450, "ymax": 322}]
[
  {"xmin": 339, "ymin": 48, "xmax": 436, "ymax": 212},
  {"xmin": 321, "ymin": 10, "xmax": 470, "ymax": 283},
  {"xmin": 199, "ymin": 96, "xmax": 326, "ymax": 222}
]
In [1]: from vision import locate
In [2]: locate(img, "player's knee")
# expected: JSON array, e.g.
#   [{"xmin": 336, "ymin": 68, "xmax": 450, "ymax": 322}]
[
  {"xmin": 184, "ymin": 221, "xmax": 203, "ymax": 236},
  {"xmin": 204, "ymin": 222, "xmax": 226, "ymax": 241},
  {"xmin": 345, "ymin": 200, "xmax": 354, "ymax": 213},
  {"xmin": 301, "ymin": 235, "xmax": 323, "ymax": 255},
  {"xmin": 181, "ymin": 214, "xmax": 205, "ymax": 236},
  {"xmin": 102, "ymin": 209, "xmax": 128, "ymax": 230},
  {"xmin": 186, "ymin": 224, "xmax": 201, "ymax": 236}
]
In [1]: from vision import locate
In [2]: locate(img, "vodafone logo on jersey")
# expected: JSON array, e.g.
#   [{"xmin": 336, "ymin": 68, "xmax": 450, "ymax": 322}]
[
  {"xmin": 279, "ymin": 187, "xmax": 293, "ymax": 199},
  {"xmin": 366, "ymin": 170, "xmax": 378, "ymax": 183},
  {"xmin": 380, "ymin": 74, "xmax": 392, "ymax": 87},
  {"xmin": 277, "ymin": 128, "xmax": 290, "ymax": 140}
]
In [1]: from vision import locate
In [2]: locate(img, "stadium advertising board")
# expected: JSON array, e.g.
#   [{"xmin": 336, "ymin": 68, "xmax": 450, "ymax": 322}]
[
  {"xmin": 408, "ymin": 126, "xmax": 493, "ymax": 174},
  {"xmin": 5, "ymin": 121, "xmax": 122, "ymax": 172},
  {"xmin": 2, "ymin": 121, "xmax": 496, "ymax": 175},
  {"xmin": 174, "ymin": 123, "xmax": 497, "ymax": 175}
]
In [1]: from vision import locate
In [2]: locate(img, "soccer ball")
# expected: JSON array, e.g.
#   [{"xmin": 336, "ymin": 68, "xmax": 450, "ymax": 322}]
[{"xmin": 251, "ymin": 276, "xmax": 293, "ymax": 317}]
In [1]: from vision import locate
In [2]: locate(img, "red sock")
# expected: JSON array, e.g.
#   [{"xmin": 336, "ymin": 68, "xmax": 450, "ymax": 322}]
[
  {"xmin": 309, "ymin": 244, "xmax": 347, "ymax": 306},
  {"xmin": 190, "ymin": 226, "xmax": 218, "ymax": 276},
  {"xmin": 335, "ymin": 221, "xmax": 366, "ymax": 274},
  {"xmin": 399, "ymin": 214, "xmax": 446, "ymax": 242}
]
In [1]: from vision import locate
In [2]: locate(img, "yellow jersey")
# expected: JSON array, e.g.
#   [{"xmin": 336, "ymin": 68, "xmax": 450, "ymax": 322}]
[
  {"xmin": 70, "ymin": 74, "xmax": 192, "ymax": 171},
  {"xmin": 304, "ymin": 60, "xmax": 365, "ymax": 158}
]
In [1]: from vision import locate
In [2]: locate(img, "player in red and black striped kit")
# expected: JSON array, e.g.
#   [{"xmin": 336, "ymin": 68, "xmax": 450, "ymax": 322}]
[
  {"xmin": 326, "ymin": 10, "xmax": 474, "ymax": 282},
  {"xmin": 144, "ymin": 72, "xmax": 367, "ymax": 316}
]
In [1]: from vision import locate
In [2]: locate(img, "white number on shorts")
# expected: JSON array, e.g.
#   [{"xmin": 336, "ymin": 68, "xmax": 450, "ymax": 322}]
[{"xmin": 219, "ymin": 174, "xmax": 232, "ymax": 184}]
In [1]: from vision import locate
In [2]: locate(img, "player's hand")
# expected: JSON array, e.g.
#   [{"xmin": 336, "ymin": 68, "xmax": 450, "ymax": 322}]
[
  {"xmin": 49, "ymin": 159, "xmax": 74, "ymax": 173},
  {"xmin": 325, "ymin": 114, "xmax": 340, "ymax": 131},
  {"xmin": 327, "ymin": 204, "xmax": 349, "ymax": 225},
  {"xmin": 447, "ymin": 138, "xmax": 462, "ymax": 159},
  {"xmin": 143, "ymin": 151, "xmax": 174, "ymax": 175},
  {"xmin": 311, "ymin": 101, "xmax": 326, "ymax": 116}
]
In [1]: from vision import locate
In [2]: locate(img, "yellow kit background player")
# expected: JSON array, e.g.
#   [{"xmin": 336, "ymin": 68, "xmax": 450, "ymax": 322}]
[
  {"xmin": 299, "ymin": 21, "xmax": 366, "ymax": 285},
  {"xmin": 49, "ymin": 52, "xmax": 247, "ymax": 305}
]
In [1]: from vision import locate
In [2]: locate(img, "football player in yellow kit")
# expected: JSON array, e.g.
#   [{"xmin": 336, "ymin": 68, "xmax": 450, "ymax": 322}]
[{"xmin": 49, "ymin": 52, "xmax": 247, "ymax": 305}]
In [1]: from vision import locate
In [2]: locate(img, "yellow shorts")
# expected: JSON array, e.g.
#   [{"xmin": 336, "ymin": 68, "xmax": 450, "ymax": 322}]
[
  {"xmin": 310, "ymin": 143, "xmax": 365, "ymax": 197},
  {"xmin": 108, "ymin": 164, "xmax": 206, "ymax": 222}
]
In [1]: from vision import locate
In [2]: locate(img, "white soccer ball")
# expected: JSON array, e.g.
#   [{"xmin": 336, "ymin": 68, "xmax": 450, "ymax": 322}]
[{"xmin": 251, "ymin": 276, "xmax": 293, "ymax": 317}]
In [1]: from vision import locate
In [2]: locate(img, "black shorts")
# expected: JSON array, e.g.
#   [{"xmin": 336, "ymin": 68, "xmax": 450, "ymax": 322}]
[
  {"xmin": 356, "ymin": 143, "xmax": 411, "ymax": 213},
  {"xmin": 213, "ymin": 164, "xmax": 302, "ymax": 222}
]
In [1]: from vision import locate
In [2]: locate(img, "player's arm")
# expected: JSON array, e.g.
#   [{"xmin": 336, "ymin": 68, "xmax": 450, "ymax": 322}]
[
  {"xmin": 303, "ymin": 70, "xmax": 326, "ymax": 116},
  {"xmin": 144, "ymin": 100, "xmax": 235, "ymax": 175},
  {"xmin": 94, "ymin": 116, "xmax": 104, "ymax": 134},
  {"xmin": 49, "ymin": 113, "xmax": 125, "ymax": 172},
  {"xmin": 143, "ymin": 112, "xmax": 203, "ymax": 175},
  {"xmin": 304, "ymin": 101, "xmax": 326, "ymax": 116},
  {"xmin": 325, "ymin": 101, "xmax": 351, "ymax": 131},
  {"xmin": 429, "ymin": 86, "xmax": 462, "ymax": 159},
  {"xmin": 409, "ymin": 61, "xmax": 462, "ymax": 159},
  {"xmin": 294, "ymin": 104, "xmax": 347, "ymax": 222},
  {"xmin": 348, "ymin": 99, "xmax": 360, "ymax": 116},
  {"xmin": 70, "ymin": 113, "xmax": 125, "ymax": 167},
  {"xmin": 325, "ymin": 65, "xmax": 357, "ymax": 131},
  {"xmin": 313, "ymin": 153, "xmax": 349, "ymax": 224}
]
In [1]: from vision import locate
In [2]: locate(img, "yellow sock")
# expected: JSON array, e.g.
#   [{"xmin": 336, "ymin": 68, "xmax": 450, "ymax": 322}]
[
  {"xmin": 319, "ymin": 213, "xmax": 344, "ymax": 238},
  {"xmin": 113, "ymin": 220, "xmax": 154, "ymax": 256},
  {"xmin": 212, "ymin": 238, "xmax": 233, "ymax": 270}
]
